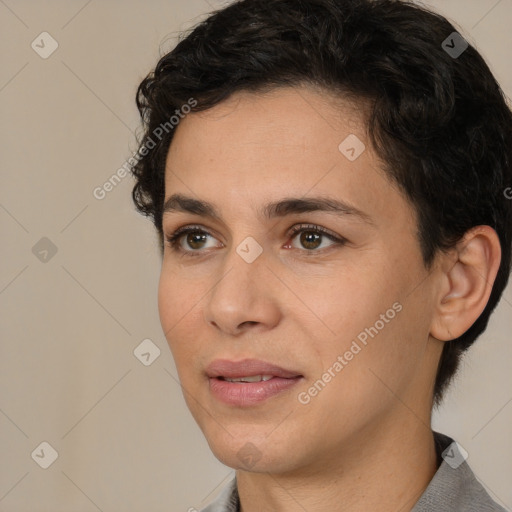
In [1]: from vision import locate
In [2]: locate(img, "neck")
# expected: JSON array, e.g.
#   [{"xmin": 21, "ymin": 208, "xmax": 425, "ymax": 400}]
[{"xmin": 236, "ymin": 416, "xmax": 438, "ymax": 512}]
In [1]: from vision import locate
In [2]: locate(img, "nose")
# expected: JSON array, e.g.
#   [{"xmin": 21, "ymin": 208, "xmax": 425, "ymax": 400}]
[{"xmin": 202, "ymin": 248, "xmax": 282, "ymax": 336}]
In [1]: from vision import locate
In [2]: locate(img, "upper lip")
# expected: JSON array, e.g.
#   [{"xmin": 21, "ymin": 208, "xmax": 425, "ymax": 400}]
[{"xmin": 206, "ymin": 359, "xmax": 302, "ymax": 379}]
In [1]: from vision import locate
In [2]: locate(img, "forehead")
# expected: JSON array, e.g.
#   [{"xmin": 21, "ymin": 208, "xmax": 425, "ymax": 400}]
[
  {"xmin": 163, "ymin": 86, "xmax": 410, "ymax": 229},
  {"xmin": 167, "ymin": 85, "xmax": 366, "ymax": 163}
]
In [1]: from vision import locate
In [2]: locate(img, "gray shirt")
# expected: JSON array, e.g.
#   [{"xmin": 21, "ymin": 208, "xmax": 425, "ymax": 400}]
[{"xmin": 200, "ymin": 432, "xmax": 507, "ymax": 511}]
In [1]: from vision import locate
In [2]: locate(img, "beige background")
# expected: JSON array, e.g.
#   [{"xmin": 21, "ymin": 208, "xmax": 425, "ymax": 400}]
[{"xmin": 0, "ymin": 0, "xmax": 511, "ymax": 510}]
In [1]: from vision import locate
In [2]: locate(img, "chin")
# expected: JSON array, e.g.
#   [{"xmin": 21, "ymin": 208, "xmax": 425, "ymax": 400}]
[
  {"xmin": 203, "ymin": 426, "xmax": 300, "ymax": 473},
  {"xmin": 211, "ymin": 445, "xmax": 294, "ymax": 473}
]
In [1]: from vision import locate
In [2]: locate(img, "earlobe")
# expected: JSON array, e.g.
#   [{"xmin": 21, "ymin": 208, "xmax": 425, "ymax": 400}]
[{"xmin": 430, "ymin": 226, "xmax": 501, "ymax": 342}]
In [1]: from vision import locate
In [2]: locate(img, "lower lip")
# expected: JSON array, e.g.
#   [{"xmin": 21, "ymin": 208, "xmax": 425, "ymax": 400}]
[{"xmin": 209, "ymin": 377, "xmax": 302, "ymax": 406}]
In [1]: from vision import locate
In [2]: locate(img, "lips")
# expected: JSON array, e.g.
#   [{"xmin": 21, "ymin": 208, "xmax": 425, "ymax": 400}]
[
  {"xmin": 206, "ymin": 358, "xmax": 303, "ymax": 406},
  {"xmin": 206, "ymin": 358, "xmax": 302, "ymax": 380}
]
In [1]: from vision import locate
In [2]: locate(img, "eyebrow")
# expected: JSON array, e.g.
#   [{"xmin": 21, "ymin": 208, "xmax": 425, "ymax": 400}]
[{"xmin": 162, "ymin": 193, "xmax": 374, "ymax": 224}]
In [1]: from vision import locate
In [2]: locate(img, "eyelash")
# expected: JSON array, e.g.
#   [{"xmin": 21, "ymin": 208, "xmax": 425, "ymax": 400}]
[{"xmin": 164, "ymin": 223, "xmax": 346, "ymax": 256}]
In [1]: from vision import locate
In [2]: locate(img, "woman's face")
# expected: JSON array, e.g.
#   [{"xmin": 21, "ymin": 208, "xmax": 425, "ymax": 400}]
[{"xmin": 158, "ymin": 86, "xmax": 443, "ymax": 474}]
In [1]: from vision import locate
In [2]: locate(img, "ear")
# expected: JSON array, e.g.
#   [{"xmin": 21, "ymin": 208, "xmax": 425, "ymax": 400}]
[{"xmin": 430, "ymin": 226, "xmax": 501, "ymax": 341}]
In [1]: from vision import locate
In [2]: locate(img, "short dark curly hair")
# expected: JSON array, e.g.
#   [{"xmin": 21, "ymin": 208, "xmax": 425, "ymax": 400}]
[{"xmin": 131, "ymin": 0, "xmax": 512, "ymax": 407}]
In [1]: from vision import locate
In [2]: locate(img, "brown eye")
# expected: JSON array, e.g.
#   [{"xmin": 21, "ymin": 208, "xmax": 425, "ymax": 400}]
[
  {"xmin": 165, "ymin": 226, "xmax": 221, "ymax": 253},
  {"xmin": 289, "ymin": 224, "xmax": 344, "ymax": 251},
  {"xmin": 185, "ymin": 232, "xmax": 209, "ymax": 250},
  {"xmin": 299, "ymin": 231, "xmax": 322, "ymax": 250}
]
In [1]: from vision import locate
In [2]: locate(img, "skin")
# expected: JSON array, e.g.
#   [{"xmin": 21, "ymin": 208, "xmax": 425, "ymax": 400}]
[{"xmin": 157, "ymin": 85, "xmax": 501, "ymax": 511}]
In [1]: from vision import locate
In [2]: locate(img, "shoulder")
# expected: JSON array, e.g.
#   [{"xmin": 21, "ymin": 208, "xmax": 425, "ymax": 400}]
[{"xmin": 412, "ymin": 432, "xmax": 508, "ymax": 512}]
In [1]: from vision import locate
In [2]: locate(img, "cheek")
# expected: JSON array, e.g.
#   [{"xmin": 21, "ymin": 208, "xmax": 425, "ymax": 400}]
[
  {"xmin": 157, "ymin": 267, "xmax": 202, "ymax": 356},
  {"xmin": 297, "ymin": 263, "xmax": 398, "ymax": 347},
  {"xmin": 331, "ymin": 302, "xmax": 430, "ymax": 408},
  {"xmin": 301, "ymin": 312, "xmax": 415, "ymax": 434},
  {"xmin": 300, "ymin": 264, "xmax": 424, "ymax": 406},
  {"xmin": 157, "ymin": 270, "xmax": 176, "ymax": 334}
]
